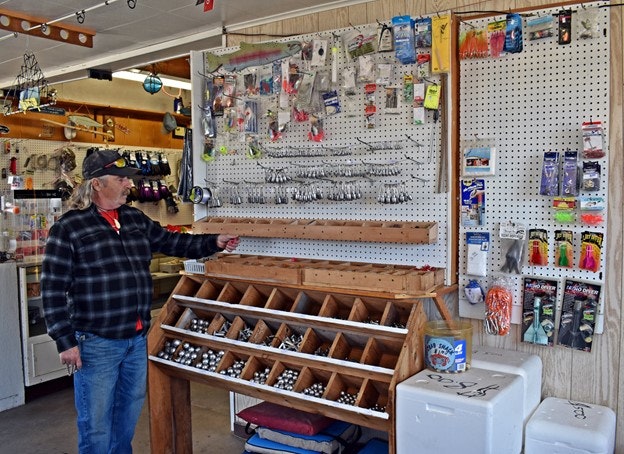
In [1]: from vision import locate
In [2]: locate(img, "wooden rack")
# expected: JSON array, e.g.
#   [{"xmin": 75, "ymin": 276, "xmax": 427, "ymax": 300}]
[
  {"xmin": 147, "ymin": 268, "xmax": 455, "ymax": 453},
  {"xmin": 193, "ymin": 216, "xmax": 438, "ymax": 244}
]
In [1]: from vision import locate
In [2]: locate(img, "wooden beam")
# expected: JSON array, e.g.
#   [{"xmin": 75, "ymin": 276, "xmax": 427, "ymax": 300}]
[{"xmin": 0, "ymin": 8, "xmax": 95, "ymax": 48}]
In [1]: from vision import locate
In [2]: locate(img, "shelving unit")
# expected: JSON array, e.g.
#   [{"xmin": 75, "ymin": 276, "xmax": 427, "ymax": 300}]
[
  {"xmin": 147, "ymin": 269, "xmax": 453, "ymax": 453},
  {"xmin": 18, "ymin": 263, "xmax": 66, "ymax": 386},
  {"xmin": 193, "ymin": 216, "xmax": 438, "ymax": 244}
]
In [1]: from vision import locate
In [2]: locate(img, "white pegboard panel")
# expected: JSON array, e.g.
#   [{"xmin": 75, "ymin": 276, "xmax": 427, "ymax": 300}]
[
  {"xmin": 457, "ymin": 3, "xmax": 610, "ymax": 331},
  {"xmin": 0, "ymin": 138, "xmax": 191, "ymax": 225},
  {"xmin": 191, "ymin": 22, "xmax": 452, "ymax": 270}
]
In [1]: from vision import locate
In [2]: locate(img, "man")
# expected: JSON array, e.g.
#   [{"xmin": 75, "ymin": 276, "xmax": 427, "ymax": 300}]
[{"xmin": 41, "ymin": 148, "xmax": 239, "ymax": 454}]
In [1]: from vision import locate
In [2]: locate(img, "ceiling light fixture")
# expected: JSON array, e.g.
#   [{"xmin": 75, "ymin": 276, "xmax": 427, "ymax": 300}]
[{"xmin": 112, "ymin": 70, "xmax": 192, "ymax": 91}]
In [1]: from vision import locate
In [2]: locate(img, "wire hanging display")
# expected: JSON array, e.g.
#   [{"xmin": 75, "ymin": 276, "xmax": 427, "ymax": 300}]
[{"xmin": 2, "ymin": 51, "xmax": 57, "ymax": 116}]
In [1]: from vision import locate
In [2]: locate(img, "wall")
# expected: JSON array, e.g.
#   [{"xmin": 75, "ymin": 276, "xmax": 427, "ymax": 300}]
[{"xmin": 223, "ymin": 0, "xmax": 624, "ymax": 451}]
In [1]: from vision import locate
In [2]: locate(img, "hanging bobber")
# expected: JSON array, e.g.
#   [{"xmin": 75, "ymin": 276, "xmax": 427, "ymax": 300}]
[
  {"xmin": 464, "ymin": 279, "xmax": 485, "ymax": 305},
  {"xmin": 143, "ymin": 74, "xmax": 163, "ymax": 94}
]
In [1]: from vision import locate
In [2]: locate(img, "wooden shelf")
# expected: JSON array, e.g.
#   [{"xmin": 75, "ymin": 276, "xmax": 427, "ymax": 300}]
[
  {"xmin": 193, "ymin": 217, "xmax": 438, "ymax": 244},
  {"xmin": 147, "ymin": 274, "xmax": 435, "ymax": 454},
  {"xmin": 202, "ymin": 253, "xmax": 445, "ymax": 294}
]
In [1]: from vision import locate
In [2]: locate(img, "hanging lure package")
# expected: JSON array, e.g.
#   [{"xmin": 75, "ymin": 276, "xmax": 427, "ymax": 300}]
[
  {"xmin": 527, "ymin": 228, "xmax": 549, "ymax": 267},
  {"xmin": 413, "ymin": 81, "xmax": 425, "ymax": 125},
  {"xmin": 459, "ymin": 27, "xmax": 488, "ymax": 59},
  {"xmin": 484, "ymin": 276, "xmax": 513, "ymax": 336},
  {"xmin": 414, "ymin": 17, "xmax": 432, "ymax": 48},
  {"xmin": 357, "ymin": 55, "xmax": 376, "ymax": 84},
  {"xmin": 466, "ymin": 231, "xmax": 490, "ymax": 277},
  {"xmin": 521, "ymin": 277, "xmax": 558, "ymax": 346},
  {"xmin": 322, "ymin": 90, "xmax": 341, "ymax": 115},
  {"xmin": 558, "ymin": 9, "xmax": 572, "ymax": 45},
  {"xmin": 579, "ymin": 231, "xmax": 603, "ymax": 273},
  {"xmin": 377, "ymin": 21, "xmax": 394, "ymax": 52},
  {"xmin": 539, "ymin": 151, "xmax": 560, "ymax": 196},
  {"xmin": 499, "ymin": 220, "xmax": 526, "ymax": 274},
  {"xmin": 488, "ymin": 19, "xmax": 506, "ymax": 58},
  {"xmin": 503, "ymin": 13, "xmax": 523, "ymax": 53},
  {"xmin": 526, "ymin": 15, "xmax": 554, "ymax": 40},
  {"xmin": 582, "ymin": 161, "xmax": 601, "ymax": 191},
  {"xmin": 384, "ymin": 87, "xmax": 400, "ymax": 114},
  {"xmin": 342, "ymin": 26, "xmax": 377, "ymax": 59},
  {"xmin": 576, "ymin": 5, "xmax": 601, "ymax": 40},
  {"xmin": 582, "ymin": 121, "xmax": 605, "ymax": 158},
  {"xmin": 460, "ymin": 178, "xmax": 486, "ymax": 227},
  {"xmin": 376, "ymin": 63, "xmax": 393, "ymax": 86},
  {"xmin": 364, "ymin": 83, "xmax": 377, "ymax": 129},
  {"xmin": 560, "ymin": 150, "xmax": 580, "ymax": 196},
  {"xmin": 391, "ymin": 15, "xmax": 416, "ymax": 64},
  {"xmin": 552, "ymin": 197, "xmax": 576, "ymax": 224},
  {"xmin": 558, "ymin": 279, "xmax": 601, "ymax": 352},
  {"xmin": 579, "ymin": 196, "xmax": 605, "ymax": 226},
  {"xmin": 554, "ymin": 229, "xmax": 574, "ymax": 268}
]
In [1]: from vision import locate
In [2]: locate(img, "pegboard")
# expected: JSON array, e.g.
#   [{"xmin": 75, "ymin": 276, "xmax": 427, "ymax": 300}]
[
  {"xmin": 457, "ymin": 3, "xmax": 610, "ymax": 333},
  {"xmin": 0, "ymin": 138, "xmax": 193, "ymax": 227},
  {"xmin": 190, "ymin": 22, "xmax": 452, "ymax": 273}
]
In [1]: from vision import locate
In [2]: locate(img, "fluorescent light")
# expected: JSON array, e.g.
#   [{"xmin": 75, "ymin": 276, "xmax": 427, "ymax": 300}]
[{"xmin": 112, "ymin": 70, "xmax": 192, "ymax": 91}]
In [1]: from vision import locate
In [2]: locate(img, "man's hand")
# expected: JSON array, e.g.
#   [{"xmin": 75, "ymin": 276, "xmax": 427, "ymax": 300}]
[
  {"xmin": 217, "ymin": 234, "xmax": 240, "ymax": 252},
  {"xmin": 60, "ymin": 346, "xmax": 82, "ymax": 373}
]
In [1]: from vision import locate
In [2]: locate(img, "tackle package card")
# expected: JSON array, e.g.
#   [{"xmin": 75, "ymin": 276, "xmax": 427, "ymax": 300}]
[
  {"xmin": 558, "ymin": 280, "xmax": 601, "ymax": 352},
  {"xmin": 521, "ymin": 277, "xmax": 558, "ymax": 347}
]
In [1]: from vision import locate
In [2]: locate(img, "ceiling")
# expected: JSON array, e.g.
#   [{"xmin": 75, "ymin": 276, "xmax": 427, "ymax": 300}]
[{"xmin": 0, "ymin": 0, "xmax": 370, "ymax": 90}]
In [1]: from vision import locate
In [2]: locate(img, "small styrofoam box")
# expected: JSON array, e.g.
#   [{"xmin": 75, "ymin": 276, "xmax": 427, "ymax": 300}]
[
  {"xmin": 471, "ymin": 345, "xmax": 542, "ymax": 424},
  {"xmin": 396, "ymin": 367, "xmax": 524, "ymax": 454},
  {"xmin": 525, "ymin": 397, "xmax": 616, "ymax": 454}
]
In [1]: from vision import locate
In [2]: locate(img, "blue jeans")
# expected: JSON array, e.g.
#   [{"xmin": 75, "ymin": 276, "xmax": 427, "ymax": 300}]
[{"xmin": 74, "ymin": 332, "xmax": 147, "ymax": 454}]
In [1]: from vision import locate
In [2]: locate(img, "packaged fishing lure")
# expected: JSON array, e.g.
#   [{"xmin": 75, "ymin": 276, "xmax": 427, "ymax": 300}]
[
  {"xmin": 539, "ymin": 151, "xmax": 560, "ymax": 196},
  {"xmin": 392, "ymin": 15, "xmax": 416, "ymax": 64},
  {"xmin": 503, "ymin": 13, "xmax": 523, "ymax": 54},
  {"xmin": 558, "ymin": 279, "xmax": 600, "ymax": 352},
  {"xmin": 521, "ymin": 277, "xmax": 558, "ymax": 346}
]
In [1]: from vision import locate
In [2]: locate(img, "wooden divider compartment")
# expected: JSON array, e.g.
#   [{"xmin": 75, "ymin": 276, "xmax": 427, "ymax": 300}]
[
  {"xmin": 290, "ymin": 291, "xmax": 324, "ymax": 316},
  {"xmin": 195, "ymin": 279, "xmax": 226, "ymax": 300},
  {"xmin": 381, "ymin": 302, "xmax": 412, "ymax": 329},
  {"xmin": 265, "ymin": 288, "xmax": 296, "ymax": 311},
  {"xmin": 239, "ymin": 284, "xmax": 272, "ymax": 307},
  {"xmin": 329, "ymin": 332, "xmax": 364, "ymax": 363},
  {"xmin": 266, "ymin": 361, "xmax": 302, "ymax": 388},
  {"xmin": 248, "ymin": 319, "xmax": 275, "ymax": 346},
  {"xmin": 357, "ymin": 379, "xmax": 389, "ymax": 413},
  {"xmin": 241, "ymin": 356, "xmax": 274, "ymax": 383},
  {"xmin": 173, "ymin": 307, "xmax": 213, "ymax": 331},
  {"xmin": 216, "ymin": 282, "xmax": 244, "ymax": 304},
  {"xmin": 298, "ymin": 328, "xmax": 333, "ymax": 357},
  {"xmin": 295, "ymin": 366, "xmax": 332, "ymax": 396},
  {"xmin": 324, "ymin": 372, "xmax": 363, "ymax": 404},
  {"xmin": 349, "ymin": 298, "xmax": 386, "ymax": 325},
  {"xmin": 215, "ymin": 351, "xmax": 249, "ymax": 378},
  {"xmin": 318, "ymin": 294, "xmax": 355, "ymax": 320},
  {"xmin": 361, "ymin": 337, "xmax": 403, "ymax": 369}
]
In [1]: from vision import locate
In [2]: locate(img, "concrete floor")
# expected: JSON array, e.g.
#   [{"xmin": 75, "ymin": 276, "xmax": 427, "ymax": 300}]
[{"xmin": 0, "ymin": 378, "xmax": 247, "ymax": 454}]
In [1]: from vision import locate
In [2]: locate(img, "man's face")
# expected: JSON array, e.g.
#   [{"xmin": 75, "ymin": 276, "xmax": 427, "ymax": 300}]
[{"xmin": 92, "ymin": 175, "xmax": 133, "ymax": 210}]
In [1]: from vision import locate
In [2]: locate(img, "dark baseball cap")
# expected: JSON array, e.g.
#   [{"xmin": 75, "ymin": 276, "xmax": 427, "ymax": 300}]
[{"xmin": 82, "ymin": 149, "xmax": 140, "ymax": 179}]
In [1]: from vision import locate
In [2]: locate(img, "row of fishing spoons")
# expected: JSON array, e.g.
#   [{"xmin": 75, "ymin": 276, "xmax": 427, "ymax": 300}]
[
  {"xmin": 327, "ymin": 181, "xmax": 363, "ymax": 201},
  {"xmin": 377, "ymin": 183, "xmax": 413, "ymax": 204}
]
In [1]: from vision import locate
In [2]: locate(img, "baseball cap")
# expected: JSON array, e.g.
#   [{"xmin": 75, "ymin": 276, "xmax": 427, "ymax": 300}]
[{"xmin": 82, "ymin": 148, "xmax": 140, "ymax": 179}]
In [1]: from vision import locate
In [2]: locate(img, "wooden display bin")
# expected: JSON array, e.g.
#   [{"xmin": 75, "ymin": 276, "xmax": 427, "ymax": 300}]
[
  {"xmin": 147, "ymin": 273, "xmax": 450, "ymax": 454},
  {"xmin": 202, "ymin": 253, "xmax": 445, "ymax": 294},
  {"xmin": 193, "ymin": 216, "xmax": 438, "ymax": 244}
]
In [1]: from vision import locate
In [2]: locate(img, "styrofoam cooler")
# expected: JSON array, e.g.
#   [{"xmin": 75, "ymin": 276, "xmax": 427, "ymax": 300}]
[
  {"xmin": 396, "ymin": 367, "xmax": 524, "ymax": 454},
  {"xmin": 471, "ymin": 345, "xmax": 542, "ymax": 424},
  {"xmin": 525, "ymin": 397, "xmax": 616, "ymax": 454}
]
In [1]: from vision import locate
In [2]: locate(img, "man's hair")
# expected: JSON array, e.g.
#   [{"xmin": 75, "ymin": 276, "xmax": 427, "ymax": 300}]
[{"xmin": 68, "ymin": 179, "xmax": 95, "ymax": 210}]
